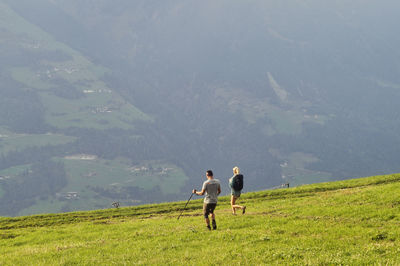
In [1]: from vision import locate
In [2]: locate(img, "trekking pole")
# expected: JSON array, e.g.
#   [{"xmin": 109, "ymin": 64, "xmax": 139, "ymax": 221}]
[{"xmin": 177, "ymin": 192, "xmax": 194, "ymax": 220}]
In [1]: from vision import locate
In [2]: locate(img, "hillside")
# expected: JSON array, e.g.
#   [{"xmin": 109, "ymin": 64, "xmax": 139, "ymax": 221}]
[
  {"xmin": 1, "ymin": 0, "xmax": 400, "ymax": 216},
  {"xmin": 0, "ymin": 0, "xmax": 190, "ymax": 216},
  {"xmin": 1, "ymin": 174, "xmax": 400, "ymax": 264}
]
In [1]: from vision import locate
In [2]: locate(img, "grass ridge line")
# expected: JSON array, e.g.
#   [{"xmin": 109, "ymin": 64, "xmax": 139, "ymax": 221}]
[{"xmin": 0, "ymin": 174, "xmax": 399, "ymax": 230}]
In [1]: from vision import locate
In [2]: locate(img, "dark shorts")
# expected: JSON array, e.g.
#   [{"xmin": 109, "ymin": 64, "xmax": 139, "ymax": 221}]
[{"xmin": 203, "ymin": 203, "xmax": 217, "ymax": 218}]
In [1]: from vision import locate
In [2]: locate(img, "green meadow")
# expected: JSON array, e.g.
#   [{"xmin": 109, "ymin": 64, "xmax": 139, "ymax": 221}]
[
  {"xmin": 1, "ymin": 174, "xmax": 400, "ymax": 265},
  {"xmin": 0, "ymin": 132, "xmax": 76, "ymax": 155},
  {"xmin": 15, "ymin": 158, "xmax": 189, "ymax": 216},
  {"xmin": 2, "ymin": 1, "xmax": 151, "ymax": 131}
]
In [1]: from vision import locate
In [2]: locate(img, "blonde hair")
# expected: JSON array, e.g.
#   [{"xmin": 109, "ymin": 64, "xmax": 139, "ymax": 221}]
[{"xmin": 233, "ymin": 166, "xmax": 240, "ymax": 175}]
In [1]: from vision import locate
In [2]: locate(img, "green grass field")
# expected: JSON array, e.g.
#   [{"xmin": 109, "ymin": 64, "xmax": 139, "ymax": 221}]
[
  {"xmin": 3, "ymin": 2, "xmax": 151, "ymax": 131},
  {"xmin": 0, "ymin": 132, "xmax": 76, "ymax": 155},
  {"xmin": 16, "ymin": 158, "xmax": 189, "ymax": 216},
  {"xmin": 1, "ymin": 174, "xmax": 400, "ymax": 265}
]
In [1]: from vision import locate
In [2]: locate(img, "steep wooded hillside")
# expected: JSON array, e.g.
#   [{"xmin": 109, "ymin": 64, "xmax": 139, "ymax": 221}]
[{"xmin": 1, "ymin": 0, "xmax": 400, "ymax": 216}]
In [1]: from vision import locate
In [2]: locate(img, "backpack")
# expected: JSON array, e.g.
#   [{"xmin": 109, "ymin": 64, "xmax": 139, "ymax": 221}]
[{"xmin": 232, "ymin": 174, "xmax": 243, "ymax": 191}]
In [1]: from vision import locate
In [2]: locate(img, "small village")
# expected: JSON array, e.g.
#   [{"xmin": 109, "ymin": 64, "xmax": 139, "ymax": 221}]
[
  {"xmin": 56, "ymin": 191, "xmax": 79, "ymax": 200},
  {"xmin": 128, "ymin": 165, "xmax": 174, "ymax": 176}
]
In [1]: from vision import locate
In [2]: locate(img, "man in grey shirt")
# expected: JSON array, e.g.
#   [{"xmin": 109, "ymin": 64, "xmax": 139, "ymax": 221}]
[{"xmin": 193, "ymin": 170, "xmax": 221, "ymax": 230}]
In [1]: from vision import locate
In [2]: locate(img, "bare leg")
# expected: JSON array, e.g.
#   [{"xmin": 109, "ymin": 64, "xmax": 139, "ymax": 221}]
[
  {"xmin": 231, "ymin": 195, "xmax": 244, "ymax": 214},
  {"xmin": 230, "ymin": 195, "xmax": 236, "ymax": 214},
  {"xmin": 211, "ymin": 213, "xmax": 216, "ymax": 229}
]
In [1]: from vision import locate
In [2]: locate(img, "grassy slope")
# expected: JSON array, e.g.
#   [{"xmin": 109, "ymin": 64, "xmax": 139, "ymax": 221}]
[
  {"xmin": 0, "ymin": 3, "xmax": 189, "ymax": 214},
  {"xmin": 2, "ymin": 1, "xmax": 152, "ymax": 130},
  {"xmin": 1, "ymin": 174, "xmax": 400, "ymax": 265},
  {"xmin": 0, "ymin": 130, "xmax": 76, "ymax": 155},
  {"xmin": 17, "ymin": 159, "xmax": 189, "ymax": 216}
]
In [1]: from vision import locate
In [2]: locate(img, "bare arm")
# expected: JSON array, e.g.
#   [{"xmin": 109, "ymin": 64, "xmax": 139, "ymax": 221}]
[{"xmin": 192, "ymin": 188, "xmax": 205, "ymax": 196}]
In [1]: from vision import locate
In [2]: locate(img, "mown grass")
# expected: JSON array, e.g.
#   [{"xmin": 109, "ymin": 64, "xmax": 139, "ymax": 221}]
[{"xmin": 1, "ymin": 174, "xmax": 400, "ymax": 265}]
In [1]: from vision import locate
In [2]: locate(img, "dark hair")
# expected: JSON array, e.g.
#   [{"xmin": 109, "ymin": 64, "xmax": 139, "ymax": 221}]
[{"xmin": 206, "ymin": 170, "xmax": 213, "ymax": 177}]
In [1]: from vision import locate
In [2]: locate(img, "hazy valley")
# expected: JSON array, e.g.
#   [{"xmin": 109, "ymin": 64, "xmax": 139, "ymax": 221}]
[{"xmin": 1, "ymin": 0, "xmax": 400, "ymax": 216}]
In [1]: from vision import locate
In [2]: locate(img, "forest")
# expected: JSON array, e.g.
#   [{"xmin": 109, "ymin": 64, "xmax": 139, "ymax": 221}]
[{"xmin": 1, "ymin": 0, "xmax": 400, "ymax": 216}]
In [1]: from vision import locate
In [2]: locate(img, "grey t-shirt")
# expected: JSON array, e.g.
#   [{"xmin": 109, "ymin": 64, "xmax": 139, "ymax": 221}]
[{"xmin": 202, "ymin": 178, "xmax": 221, "ymax": 204}]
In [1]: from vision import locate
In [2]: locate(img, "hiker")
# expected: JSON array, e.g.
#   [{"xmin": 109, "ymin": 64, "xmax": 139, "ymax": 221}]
[
  {"xmin": 229, "ymin": 166, "xmax": 246, "ymax": 215},
  {"xmin": 192, "ymin": 170, "xmax": 221, "ymax": 230}
]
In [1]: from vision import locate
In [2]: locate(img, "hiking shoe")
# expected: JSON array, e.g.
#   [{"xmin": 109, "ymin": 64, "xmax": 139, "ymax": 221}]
[
  {"xmin": 212, "ymin": 220, "xmax": 217, "ymax": 230},
  {"xmin": 242, "ymin": 206, "xmax": 246, "ymax": 215},
  {"xmin": 207, "ymin": 225, "xmax": 211, "ymax": 230}
]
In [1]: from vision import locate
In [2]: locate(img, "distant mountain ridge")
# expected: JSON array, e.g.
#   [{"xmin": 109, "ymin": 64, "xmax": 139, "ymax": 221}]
[{"xmin": 1, "ymin": 0, "xmax": 400, "ymax": 216}]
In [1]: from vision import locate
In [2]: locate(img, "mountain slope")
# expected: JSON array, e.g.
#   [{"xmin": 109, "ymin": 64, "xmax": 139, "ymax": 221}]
[
  {"xmin": 2, "ymin": 0, "xmax": 400, "ymax": 216},
  {"xmin": 1, "ymin": 174, "xmax": 400, "ymax": 264},
  {"xmin": 0, "ymin": 1, "xmax": 189, "ymax": 216},
  {"xmin": 39, "ymin": 0, "xmax": 400, "ymax": 181}
]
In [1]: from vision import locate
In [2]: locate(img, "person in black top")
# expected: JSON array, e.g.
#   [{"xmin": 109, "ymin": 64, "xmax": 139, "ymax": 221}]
[{"xmin": 229, "ymin": 166, "xmax": 246, "ymax": 215}]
